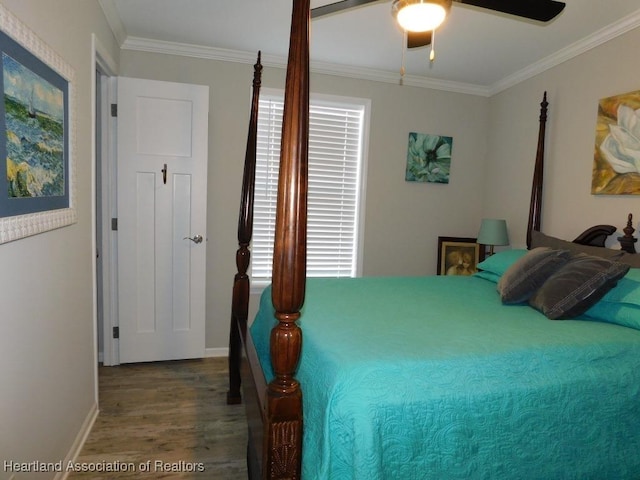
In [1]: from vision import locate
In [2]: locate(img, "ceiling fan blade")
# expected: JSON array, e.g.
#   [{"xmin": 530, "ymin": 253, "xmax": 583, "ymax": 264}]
[
  {"xmin": 311, "ymin": 0, "xmax": 379, "ymax": 19},
  {"xmin": 456, "ymin": 0, "xmax": 566, "ymax": 22},
  {"xmin": 407, "ymin": 31, "xmax": 432, "ymax": 49}
]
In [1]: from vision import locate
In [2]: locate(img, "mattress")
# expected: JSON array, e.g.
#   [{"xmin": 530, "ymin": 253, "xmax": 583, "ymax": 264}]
[{"xmin": 251, "ymin": 275, "xmax": 640, "ymax": 479}]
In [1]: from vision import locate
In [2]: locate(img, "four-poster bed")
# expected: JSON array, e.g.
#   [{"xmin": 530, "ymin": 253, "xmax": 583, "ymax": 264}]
[{"xmin": 227, "ymin": 1, "xmax": 640, "ymax": 478}]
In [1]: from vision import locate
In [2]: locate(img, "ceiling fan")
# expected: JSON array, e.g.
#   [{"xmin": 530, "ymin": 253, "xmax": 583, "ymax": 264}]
[{"xmin": 311, "ymin": 0, "xmax": 566, "ymax": 50}]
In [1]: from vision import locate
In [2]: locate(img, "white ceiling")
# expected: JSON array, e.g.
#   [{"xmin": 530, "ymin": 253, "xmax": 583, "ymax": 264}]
[{"xmin": 100, "ymin": 0, "xmax": 640, "ymax": 95}]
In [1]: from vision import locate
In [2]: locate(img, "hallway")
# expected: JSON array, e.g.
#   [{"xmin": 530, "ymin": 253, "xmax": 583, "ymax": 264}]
[{"xmin": 69, "ymin": 357, "xmax": 247, "ymax": 479}]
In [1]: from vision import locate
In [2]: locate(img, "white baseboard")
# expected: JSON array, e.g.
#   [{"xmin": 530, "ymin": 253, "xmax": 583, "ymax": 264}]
[
  {"xmin": 96, "ymin": 348, "xmax": 228, "ymax": 365},
  {"xmin": 205, "ymin": 347, "xmax": 228, "ymax": 358},
  {"xmin": 55, "ymin": 402, "xmax": 99, "ymax": 480}
]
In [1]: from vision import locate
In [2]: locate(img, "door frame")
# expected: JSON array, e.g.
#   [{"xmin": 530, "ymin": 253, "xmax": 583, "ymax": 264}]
[{"xmin": 92, "ymin": 34, "xmax": 119, "ymax": 370}]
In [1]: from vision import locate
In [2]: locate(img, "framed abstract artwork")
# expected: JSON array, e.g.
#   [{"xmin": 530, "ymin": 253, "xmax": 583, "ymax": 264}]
[
  {"xmin": 0, "ymin": 4, "xmax": 76, "ymax": 243},
  {"xmin": 591, "ymin": 89, "xmax": 640, "ymax": 195}
]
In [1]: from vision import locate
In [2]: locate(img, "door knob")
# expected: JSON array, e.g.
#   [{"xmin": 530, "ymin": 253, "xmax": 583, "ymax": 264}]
[{"xmin": 183, "ymin": 234, "xmax": 203, "ymax": 244}]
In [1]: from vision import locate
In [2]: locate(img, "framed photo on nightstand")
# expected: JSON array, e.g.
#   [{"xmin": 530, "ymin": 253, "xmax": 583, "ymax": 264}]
[{"xmin": 437, "ymin": 237, "xmax": 484, "ymax": 276}]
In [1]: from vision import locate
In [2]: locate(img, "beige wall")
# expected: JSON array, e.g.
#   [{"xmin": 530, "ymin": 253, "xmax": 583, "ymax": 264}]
[
  {"xmin": 0, "ymin": 0, "xmax": 118, "ymax": 472},
  {"xmin": 119, "ymin": 50, "xmax": 490, "ymax": 349},
  {"xmin": 484, "ymin": 27, "xmax": 640, "ymax": 248}
]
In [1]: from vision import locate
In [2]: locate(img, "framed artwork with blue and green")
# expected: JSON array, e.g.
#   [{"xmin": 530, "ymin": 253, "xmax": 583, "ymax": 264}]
[
  {"xmin": 0, "ymin": 4, "xmax": 76, "ymax": 244},
  {"xmin": 405, "ymin": 132, "xmax": 452, "ymax": 183}
]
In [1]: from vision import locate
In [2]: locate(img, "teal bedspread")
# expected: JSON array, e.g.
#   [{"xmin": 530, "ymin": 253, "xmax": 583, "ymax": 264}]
[{"xmin": 251, "ymin": 275, "xmax": 640, "ymax": 479}]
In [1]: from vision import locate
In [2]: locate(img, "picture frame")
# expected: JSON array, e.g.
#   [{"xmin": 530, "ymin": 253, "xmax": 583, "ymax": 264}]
[
  {"xmin": 591, "ymin": 88, "xmax": 640, "ymax": 195},
  {"xmin": 405, "ymin": 132, "xmax": 453, "ymax": 184},
  {"xmin": 0, "ymin": 4, "xmax": 76, "ymax": 244},
  {"xmin": 437, "ymin": 236, "xmax": 484, "ymax": 276}
]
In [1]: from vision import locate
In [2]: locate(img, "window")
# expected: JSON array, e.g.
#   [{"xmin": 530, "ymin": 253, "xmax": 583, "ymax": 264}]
[{"xmin": 251, "ymin": 89, "xmax": 369, "ymax": 287}]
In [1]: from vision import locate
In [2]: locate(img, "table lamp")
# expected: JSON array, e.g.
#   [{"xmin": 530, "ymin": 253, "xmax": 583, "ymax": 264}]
[{"xmin": 477, "ymin": 219, "xmax": 509, "ymax": 256}]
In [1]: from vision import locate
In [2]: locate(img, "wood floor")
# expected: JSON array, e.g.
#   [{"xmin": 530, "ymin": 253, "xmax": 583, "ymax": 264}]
[{"xmin": 69, "ymin": 357, "xmax": 248, "ymax": 479}]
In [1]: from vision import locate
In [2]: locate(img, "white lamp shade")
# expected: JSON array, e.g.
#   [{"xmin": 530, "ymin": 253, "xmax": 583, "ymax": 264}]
[
  {"xmin": 477, "ymin": 219, "xmax": 509, "ymax": 246},
  {"xmin": 392, "ymin": 0, "xmax": 450, "ymax": 32}
]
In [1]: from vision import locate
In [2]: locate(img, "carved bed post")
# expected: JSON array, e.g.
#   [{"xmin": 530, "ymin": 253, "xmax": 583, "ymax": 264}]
[
  {"xmin": 227, "ymin": 52, "xmax": 262, "ymax": 405},
  {"xmin": 264, "ymin": 0, "xmax": 309, "ymax": 477},
  {"xmin": 527, "ymin": 92, "xmax": 548, "ymax": 249},
  {"xmin": 619, "ymin": 213, "xmax": 638, "ymax": 253}
]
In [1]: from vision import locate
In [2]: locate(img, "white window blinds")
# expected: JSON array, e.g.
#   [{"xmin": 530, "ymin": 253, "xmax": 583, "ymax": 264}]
[{"xmin": 251, "ymin": 91, "xmax": 368, "ymax": 285}]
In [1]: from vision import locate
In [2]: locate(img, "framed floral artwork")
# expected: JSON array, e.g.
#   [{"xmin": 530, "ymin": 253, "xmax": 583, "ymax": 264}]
[
  {"xmin": 405, "ymin": 132, "xmax": 452, "ymax": 184},
  {"xmin": 591, "ymin": 89, "xmax": 640, "ymax": 195},
  {"xmin": 0, "ymin": 4, "xmax": 76, "ymax": 243}
]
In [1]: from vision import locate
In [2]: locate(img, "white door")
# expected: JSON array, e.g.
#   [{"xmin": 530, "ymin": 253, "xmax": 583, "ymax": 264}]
[{"xmin": 117, "ymin": 77, "xmax": 209, "ymax": 363}]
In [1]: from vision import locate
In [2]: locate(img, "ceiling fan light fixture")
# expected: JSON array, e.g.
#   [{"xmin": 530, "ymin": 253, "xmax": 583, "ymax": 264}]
[{"xmin": 392, "ymin": 0, "xmax": 451, "ymax": 33}]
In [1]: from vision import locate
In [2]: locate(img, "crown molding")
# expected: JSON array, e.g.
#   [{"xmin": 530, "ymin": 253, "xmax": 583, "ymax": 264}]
[
  {"xmin": 123, "ymin": 36, "xmax": 268, "ymax": 64},
  {"xmin": 310, "ymin": 61, "xmax": 490, "ymax": 96},
  {"xmin": 118, "ymin": 9, "xmax": 640, "ymax": 98},
  {"xmin": 122, "ymin": 36, "xmax": 490, "ymax": 96},
  {"xmin": 490, "ymin": 9, "xmax": 640, "ymax": 95},
  {"xmin": 97, "ymin": 0, "xmax": 127, "ymax": 46}
]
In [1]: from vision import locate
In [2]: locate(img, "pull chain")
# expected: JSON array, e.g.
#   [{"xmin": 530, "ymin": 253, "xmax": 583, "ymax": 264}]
[
  {"xmin": 400, "ymin": 29, "xmax": 407, "ymax": 84},
  {"xmin": 429, "ymin": 29, "xmax": 436, "ymax": 62}
]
